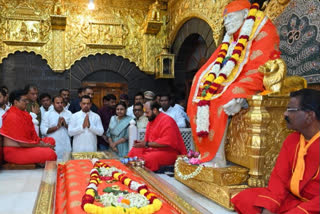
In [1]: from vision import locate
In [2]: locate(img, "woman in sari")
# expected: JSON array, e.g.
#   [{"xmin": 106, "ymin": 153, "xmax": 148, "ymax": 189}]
[{"xmin": 106, "ymin": 101, "xmax": 132, "ymax": 157}]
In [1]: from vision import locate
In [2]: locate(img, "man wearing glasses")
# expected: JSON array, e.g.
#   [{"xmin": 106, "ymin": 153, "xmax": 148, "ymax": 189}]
[
  {"xmin": 232, "ymin": 89, "xmax": 320, "ymax": 214},
  {"xmin": 133, "ymin": 102, "xmax": 148, "ymax": 129}
]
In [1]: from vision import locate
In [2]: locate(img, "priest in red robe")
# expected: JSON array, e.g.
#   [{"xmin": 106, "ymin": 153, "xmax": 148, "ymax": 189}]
[
  {"xmin": 232, "ymin": 89, "xmax": 320, "ymax": 214},
  {"xmin": 0, "ymin": 89, "xmax": 56, "ymax": 164},
  {"xmin": 128, "ymin": 101, "xmax": 187, "ymax": 171}
]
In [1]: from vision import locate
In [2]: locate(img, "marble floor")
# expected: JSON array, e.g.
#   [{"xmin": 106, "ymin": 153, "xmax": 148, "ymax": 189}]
[
  {"xmin": 0, "ymin": 169, "xmax": 43, "ymax": 214},
  {"xmin": 0, "ymin": 168, "xmax": 234, "ymax": 214}
]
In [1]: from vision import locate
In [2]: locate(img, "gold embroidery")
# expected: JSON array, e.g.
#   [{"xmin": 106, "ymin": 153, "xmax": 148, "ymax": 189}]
[
  {"xmin": 70, "ymin": 200, "xmax": 81, "ymax": 208},
  {"xmin": 61, "ymin": 200, "xmax": 67, "ymax": 209},
  {"xmin": 70, "ymin": 190, "xmax": 80, "ymax": 196},
  {"xmin": 246, "ymin": 69, "xmax": 258, "ymax": 76},
  {"xmin": 239, "ymin": 77, "xmax": 253, "ymax": 83},
  {"xmin": 69, "ymin": 182, "xmax": 79, "ymax": 187},
  {"xmin": 81, "ymin": 165, "xmax": 89, "ymax": 169},
  {"xmin": 198, "ymin": 137, "xmax": 203, "ymax": 143},
  {"xmin": 218, "ymin": 106, "xmax": 224, "ymax": 118},
  {"xmin": 201, "ymin": 152, "xmax": 210, "ymax": 160},
  {"xmin": 297, "ymin": 205, "xmax": 309, "ymax": 214},
  {"xmin": 67, "ymin": 174, "xmax": 76, "ymax": 179},
  {"xmin": 209, "ymin": 130, "xmax": 215, "ymax": 141},
  {"xmin": 83, "ymin": 171, "xmax": 90, "ymax": 174},
  {"xmin": 78, "ymin": 161, "xmax": 87, "ymax": 165},
  {"xmin": 232, "ymin": 87, "xmax": 246, "ymax": 94},
  {"xmin": 62, "ymin": 210, "xmax": 67, "ymax": 214},
  {"xmin": 67, "ymin": 168, "xmax": 75, "ymax": 173},
  {"xmin": 255, "ymin": 31, "xmax": 268, "ymax": 41},
  {"xmin": 250, "ymin": 50, "xmax": 263, "ymax": 61},
  {"xmin": 258, "ymin": 195, "xmax": 280, "ymax": 206}
]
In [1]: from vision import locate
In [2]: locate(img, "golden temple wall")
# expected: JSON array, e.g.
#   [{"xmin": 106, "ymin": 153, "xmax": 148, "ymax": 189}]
[
  {"xmin": 0, "ymin": 0, "xmax": 168, "ymax": 73},
  {"xmin": 0, "ymin": 0, "xmax": 290, "ymax": 73}
]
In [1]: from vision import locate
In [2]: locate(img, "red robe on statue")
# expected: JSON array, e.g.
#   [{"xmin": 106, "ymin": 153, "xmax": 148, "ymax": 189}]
[
  {"xmin": 231, "ymin": 132, "xmax": 320, "ymax": 214},
  {"xmin": 128, "ymin": 112, "xmax": 187, "ymax": 171},
  {"xmin": 187, "ymin": 13, "xmax": 280, "ymax": 162},
  {"xmin": 0, "ymin": 106, "xmax": 56, "ymax": 164}
]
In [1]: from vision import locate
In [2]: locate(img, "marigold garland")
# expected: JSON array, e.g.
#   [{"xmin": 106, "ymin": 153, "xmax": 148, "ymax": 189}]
[
  {"xmin": 81, "ymin": 159, "xmax": 163, "ymax": 214},
  {"xmin": 196, "ymin": 3, "xmax": 260, "ymax": 137}
]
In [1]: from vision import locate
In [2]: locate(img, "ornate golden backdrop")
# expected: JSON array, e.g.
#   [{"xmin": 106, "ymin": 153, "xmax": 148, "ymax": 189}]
[{"xmin": 0, "ymin": 0, "xmax": 290, "ymax": 73}]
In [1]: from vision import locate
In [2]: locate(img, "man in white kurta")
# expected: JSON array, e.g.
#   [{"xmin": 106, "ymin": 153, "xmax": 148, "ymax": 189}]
[
  {"xmin": 40, "ymin": 96, "xmax": 72, "ymax": 160},
  {"xmin": 68, "ymin": 95, "xmax": 104, "ymax": 152},
  {"xmin": 159, "ymin": 95, "xmax": 186, "ymax": 128}
]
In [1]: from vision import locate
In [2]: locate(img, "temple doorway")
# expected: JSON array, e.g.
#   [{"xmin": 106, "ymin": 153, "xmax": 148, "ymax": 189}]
[
  {"xmin": 82, "ymin": 82, "xmax": 128, "ymax": 109},
  {"xmin": 171, "ymin": 18, "xmax": 216, "ymax": 104}
]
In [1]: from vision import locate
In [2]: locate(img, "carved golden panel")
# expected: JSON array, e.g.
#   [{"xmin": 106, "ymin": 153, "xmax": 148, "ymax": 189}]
[
  {"xmin": 175, "ymin": 173, "xmax": 248, "ymax": 210},
  {"xmin": 175, "ymin": 157, "xmax": 248, "ymax": 186},
  {"xmin": 226, "ymin": 95, "xmax": 292, "ymax": 187}
]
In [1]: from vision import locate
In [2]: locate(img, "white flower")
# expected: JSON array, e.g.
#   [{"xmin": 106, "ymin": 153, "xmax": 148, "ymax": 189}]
[
  {"xmin": 99, "ymin": 166, "xmax": 126, "ymax": 177},
  {"xmin": 87, "ymin": 183, "xmax": 97, "ymax": 191},
  {"xmin": 91, "ymin": 158, "xmax": 99, "ymax": 165},
  {"xmin": 175, "ymin": 157, "xmax": 204, "ymax": 180},
  {"xmin": 196, "ymin": 105, "xmax": 210, "ymax": 133},
  {"xmin": 129, "ymin": 181, "xmax": 145, "ymax": 191},
  {"xmin": 100, "ymin": 192, "xmax": 149, "ymax": 208}
]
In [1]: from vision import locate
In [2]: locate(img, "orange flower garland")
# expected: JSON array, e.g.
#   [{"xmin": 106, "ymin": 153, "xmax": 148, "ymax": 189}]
[
  {"xmin": 81, "ymin": 159, "xmax": 162, "ymax": 214},
  {"xmin": 196, "ymin": 3, "xmax": 260, "ymax": 137}
]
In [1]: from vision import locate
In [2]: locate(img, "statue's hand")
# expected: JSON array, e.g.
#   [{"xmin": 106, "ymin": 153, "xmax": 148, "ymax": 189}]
[{"xmin": 223, "ymin": 98, "xmax": 245, "ymax": 116}]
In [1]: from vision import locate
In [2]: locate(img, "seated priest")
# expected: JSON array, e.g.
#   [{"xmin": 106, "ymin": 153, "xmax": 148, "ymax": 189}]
[
  {"xmin": 187, "ymin": 0, "xmax": 281, "ymax": 166},
  {"xmin": 128, "ymin": 101, "xmax": 187, "ymax": 171},
  {"xmin": 232, "ymin": 89, "xmax": 320, "ymax": 214},
  {"xmin": 0, "ymin": 89, "xmax": 56, "ymax": 164}
]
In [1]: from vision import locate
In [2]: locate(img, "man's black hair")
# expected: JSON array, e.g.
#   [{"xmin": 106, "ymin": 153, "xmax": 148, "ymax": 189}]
[
  {"xmin": 290, "ymin": 89, "xmax": 320, "ymax": 121},
  {"xmin": 133, "ymin": 102, "xmax": 144, "ymax": 109},
  {"xmin": 103, "ymin": 94, "xmax": 117, "ymax": 101},
  {"xmin": 52, "ymin": 95, "xmax": 63, "ymax": 102},
  {"xmin": 24, "ymin": 84, "xmax": 38, "ymax": 92},
  {"xmin": 83, "ymin": 86, "xmax": 93, "ymax": 91},
  {"xmin": 80, "ymin": 95, "xmax": 92, "ymax": 102},
  {"xmin": 150, "ymin": 101, "xmax": 161, "ymax": 110},
  {"xmin": 9, "ymin": 89, "xmax": 28, "ymax": 104},
  {"xmin": 39, "ymin": 93, "xmax": 51, "ymax": 101},
  {"xmin": 134, "ymin": 92, "xmax": 144, "ymax": 99},
  {"xmin": 77, "ymin": 87, "xmax": 83, "ymax": 94},
  {"xmin": 59, "ymin": 88, "xmax": 70, "ymax": 94},
  {"xmin": 0, "ymin": 85, "xmax": 8, "ymax": 92},
  {"xmin": 0, "ymin": 88, "xmax": 7, "ymax": 97}
]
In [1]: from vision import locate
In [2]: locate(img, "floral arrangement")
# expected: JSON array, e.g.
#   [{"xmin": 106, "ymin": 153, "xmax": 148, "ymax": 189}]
[
  {"xmin": 175, "ymin": 151, "xmax": 204, "ymax": 180},
  {"xmin": 81, "ymin": 158, "xmax": 162, "ymax": 214},
  {"xmin": 196, "ymin": 3, "xmax": 260, "ymax": 137}
]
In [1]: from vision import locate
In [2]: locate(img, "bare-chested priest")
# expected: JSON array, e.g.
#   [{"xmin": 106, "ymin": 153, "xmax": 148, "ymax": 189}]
[{"xmin": 0, "ymin": 89, "xmax": 56, "ymax": 164}]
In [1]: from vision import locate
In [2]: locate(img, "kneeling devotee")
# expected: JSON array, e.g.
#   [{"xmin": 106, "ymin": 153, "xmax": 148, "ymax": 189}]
[
  {"xmin": 40, "ymin": 96, "xmax": 72, "ymax": 160},
  {"xmin": 0, "ymin": 89, "xmax": 56, "ymax": 164},
  {"xmin": 232, "ymin": 89, "xmax": 320, "ymax": 214},
  {"xmin": 128, "ymin": 101, "xmax": 187, "ymax": 171},
  {"xmin": 68, "ymin": 95, "xmax": 104, "ymax": 152}
]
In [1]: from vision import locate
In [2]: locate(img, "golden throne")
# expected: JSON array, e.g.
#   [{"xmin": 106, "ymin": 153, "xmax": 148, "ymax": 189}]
[{"xmin": 174, "ymin": 59, "xmax": 307, "ymax": 210}]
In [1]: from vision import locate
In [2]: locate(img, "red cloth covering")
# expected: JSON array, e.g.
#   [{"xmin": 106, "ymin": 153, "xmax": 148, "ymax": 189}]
[
  {"xmin": 3, "ymin": 147, "xmax": 56, "ymax": 164},
  {"xmin": 0, "ymin": 106, "xmax": 56, "ymax": 164},
  {"xmin": 231, "ymin": 132, "xmax": 320, "ymax": 214},
  {"xmin": 55, "ymin": 159, "xmax": 181, "ymax": 214},
  {"xmin": 187, "ymin": 18, "xmax": 280, "ymax": 162},
  {"xmin": 0, "ymin": 106, "xmax": 55, "ymax": 145},
  {"xmin": 128, "ymin": 113, "xmax": 187, "ymax": 171}
]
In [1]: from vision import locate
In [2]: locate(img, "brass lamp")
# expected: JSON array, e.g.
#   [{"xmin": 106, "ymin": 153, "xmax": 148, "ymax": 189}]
[{"xmin": 155, "ymin": 47, "xmax": 175, "ymax": 79}]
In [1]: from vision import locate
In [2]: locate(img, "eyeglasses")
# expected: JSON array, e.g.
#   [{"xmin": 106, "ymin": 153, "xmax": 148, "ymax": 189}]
[{"xmin": 286, "ymin": 107, "xmax": 303, "ymax": 112}]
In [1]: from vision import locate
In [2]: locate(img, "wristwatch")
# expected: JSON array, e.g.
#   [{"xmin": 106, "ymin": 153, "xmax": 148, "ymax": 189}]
[{"xmin": 145, "ymin": 141, "xmax": 149, "ymax": 148}]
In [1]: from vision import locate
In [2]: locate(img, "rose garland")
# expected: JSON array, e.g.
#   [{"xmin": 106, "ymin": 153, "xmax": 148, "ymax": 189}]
[
  {"xmin": 175, "ymin": 157, "xmax": 204, "ymax": 180},
  {"xmin": 196, "ymin": 3, "xmax": 260, "ymax": 137},
  {"xmin": 81, "ymin": 159, "xmax": 162, "ymax": 214}
]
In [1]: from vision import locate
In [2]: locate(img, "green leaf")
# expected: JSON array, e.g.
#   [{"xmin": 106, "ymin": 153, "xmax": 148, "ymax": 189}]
[
  {"xmin": 111, "ymin": 203, "xmax": 116, "ymax": 207},
  {"xmin": 103, "ymin": 187, "xmax": 114, "ymax": 193}
]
